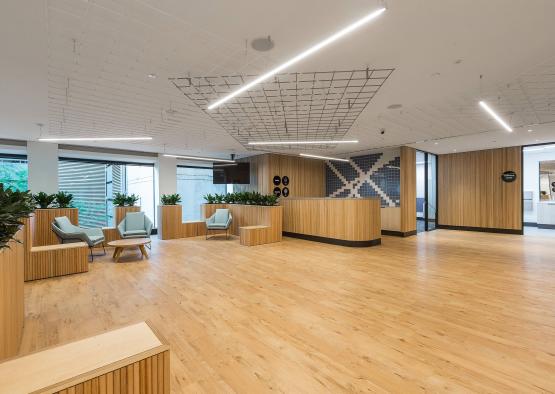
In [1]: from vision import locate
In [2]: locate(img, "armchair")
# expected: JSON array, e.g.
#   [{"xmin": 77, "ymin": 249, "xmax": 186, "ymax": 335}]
[
  {"xmin": 205, "ymin": 209, "xmax": 232, "ymax": 239},
  {"xmin": 51, "ymin": 216, "xmax": 106, "ymax": 261},
  {"xmin": 117, "ymin": 212, "xmax": 153, "ymax": 243}
]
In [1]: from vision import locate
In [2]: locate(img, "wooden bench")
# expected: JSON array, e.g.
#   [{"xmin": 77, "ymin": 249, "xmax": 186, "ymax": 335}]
[
  {"xmin": 239, "ymin": 225, "xmax": 271, "ymax": 246},
  {"xmin": 26, "ymin": 242, "xmax": 89, "ymax": 281},
  {"xmin": 0, "ymin": 321, "xmax": 170, "ymax": 394}
]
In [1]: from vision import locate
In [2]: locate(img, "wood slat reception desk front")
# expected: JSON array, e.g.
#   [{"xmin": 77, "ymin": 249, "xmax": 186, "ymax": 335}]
[{"xmin": 281, "ymin": 197, "xmax": 381, "ymax": 247}]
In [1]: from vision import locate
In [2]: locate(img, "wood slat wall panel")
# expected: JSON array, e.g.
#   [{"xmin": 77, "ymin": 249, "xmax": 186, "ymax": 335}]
[
  {"xmin": 0, "ymin": 228, "xmax": 25, "ymax": 361},
  {"xmin": 281, "ymin": 198, "xmax": 381, "ymax": 242},
  {"xmin": 158, "ymin": 205, "xmax": 207, "ymax": 240},
  {"xmin": 400, "ymin": 147, "xmax": 416, "ymax": 234},
  {"xmin": 381, "ymin": 207, "xmax": 401, "ymax": 231},
  {"xmin": 33, "ymin": 208, "xmax": 79, "ymax": 246},
  {"xmin": 438, "ymin": 147, "xmax": 522, "ymax": 230},
  {"xmin": 236, "ymin": 154, "xmax": 325, "ymax": 197}
]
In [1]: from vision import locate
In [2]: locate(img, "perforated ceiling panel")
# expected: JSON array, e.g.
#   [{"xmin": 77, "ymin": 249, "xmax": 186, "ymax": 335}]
[{"xmin": 171, "ymin": 68, "xmax": 394, "ymax": 150}]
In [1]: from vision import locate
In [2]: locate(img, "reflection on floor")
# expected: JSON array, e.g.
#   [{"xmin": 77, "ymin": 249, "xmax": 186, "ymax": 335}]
[{"xmin": 524, "ymin": 226, "xmax": 555, "ymax": 237}]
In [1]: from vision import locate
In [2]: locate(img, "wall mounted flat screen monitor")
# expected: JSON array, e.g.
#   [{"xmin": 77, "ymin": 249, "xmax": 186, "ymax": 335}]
[{"xmin": 213, "ymin": 162, "xmax": 250, "ymax": 184}]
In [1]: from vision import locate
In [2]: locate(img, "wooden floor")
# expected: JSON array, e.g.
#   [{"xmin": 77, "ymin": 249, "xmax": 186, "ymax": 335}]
[{"xmin": 19, "ymin": 230, "xmax": 555, "ymax": 393}]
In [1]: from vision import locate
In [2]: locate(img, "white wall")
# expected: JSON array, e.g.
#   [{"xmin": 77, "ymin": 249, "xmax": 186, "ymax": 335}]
[
  {"xmin": 523, "ymin": 145, "xmax": 555, "ymax": 223},
  {"xmin": 156, "ymin": 154, "xmax": 177, "ymax": 198},
  {"xmin": 27, "ymin": 141, "xmax": 58, "ymax": 193}
]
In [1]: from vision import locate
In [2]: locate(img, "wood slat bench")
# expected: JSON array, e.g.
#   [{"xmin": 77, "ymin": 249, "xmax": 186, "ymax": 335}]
[
  {"xmin": 26, "ymin": 242, "xmax": 89, "ymax": 282},
  {"xmin": 239, "ymin": 225, "xmax": 271, "ymax": 246},
  {"xmin": 0, "ymin": 321, "xmax": 170, "ymax": 394}
]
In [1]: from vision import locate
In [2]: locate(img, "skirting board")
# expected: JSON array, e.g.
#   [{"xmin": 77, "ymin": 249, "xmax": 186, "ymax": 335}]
[
  {"xmin": 283, "ymin": 232, "xmax": 381, "ymax": 247},
  {"xmin": 436, "ymin": 224, "xmax": 523, "ymax": 235},
  {"xmin": 381, "ymin": 230, "xmax": 417, "ymax": 237}
]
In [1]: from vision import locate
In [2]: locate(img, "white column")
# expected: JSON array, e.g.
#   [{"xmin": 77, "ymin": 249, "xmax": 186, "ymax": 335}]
[
  {"xmin": 156, "ymin": 154, "xmax": 177, "ymax": 199},
  {"xmin": 27, "ymin": 141, "xmax": 58, "ymax": 193}
]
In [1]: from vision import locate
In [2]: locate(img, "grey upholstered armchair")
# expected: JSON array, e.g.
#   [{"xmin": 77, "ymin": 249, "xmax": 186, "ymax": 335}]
[
  {"xmin": 117, "ymin": 212, "xmax": 153, "ymax": 241},
  {"xmin": 51, "ymin": 216, "xmax": 105, "ymax": 261},
  {"xmin": 205, "ymin": 208, "xmax": 232, "ymax": 239}
]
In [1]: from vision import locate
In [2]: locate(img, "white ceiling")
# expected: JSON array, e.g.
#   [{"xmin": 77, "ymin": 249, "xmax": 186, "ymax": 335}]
[{"xmin": 1, "ymin": 0, "xmax": 555, "ymax": 158}]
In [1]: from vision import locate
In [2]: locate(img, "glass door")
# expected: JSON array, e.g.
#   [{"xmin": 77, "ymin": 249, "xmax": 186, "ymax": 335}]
[{"xmin": 416, "ymin": 150, "xmax": 437, "ymax": 232}]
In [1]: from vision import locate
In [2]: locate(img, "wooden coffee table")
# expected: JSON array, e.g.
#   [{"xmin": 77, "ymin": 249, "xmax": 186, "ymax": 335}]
[{"xmin": 108, "ymin": 238, "xmax": 151, "ymax": 262}]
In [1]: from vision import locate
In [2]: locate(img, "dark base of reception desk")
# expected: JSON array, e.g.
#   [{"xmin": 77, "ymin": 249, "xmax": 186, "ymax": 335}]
[{"xmin": 283, "ymin": 232, "xmax": 381, "ymax": 247}]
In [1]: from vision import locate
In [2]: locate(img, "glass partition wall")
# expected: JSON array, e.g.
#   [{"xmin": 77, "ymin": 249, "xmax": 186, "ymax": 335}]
[
  {"xmin": 0, "ymin": 154, "xmax": 28, "ymax": 191},
  {"xmin": 58, "ymin": 158, "xmax": 155, "ymax": 228}
]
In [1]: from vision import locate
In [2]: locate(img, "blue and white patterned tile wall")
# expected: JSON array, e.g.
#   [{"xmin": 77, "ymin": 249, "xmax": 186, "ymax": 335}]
[{"xmin": 325, "ymin": 149, "xmax": 401, "ymax": 207}]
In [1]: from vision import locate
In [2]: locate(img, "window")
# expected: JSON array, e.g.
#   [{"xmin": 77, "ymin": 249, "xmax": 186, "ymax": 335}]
[
  {"xmin": 0, "ymin": 154, "xmax": 28, "ymax": 191},
  {"xmin": 177, "ymin": 166, "xmax": 226, "ymax": 221},
  {"xmin": 58, "ymin": 158, "xmax": 155, "ymax": 228}
]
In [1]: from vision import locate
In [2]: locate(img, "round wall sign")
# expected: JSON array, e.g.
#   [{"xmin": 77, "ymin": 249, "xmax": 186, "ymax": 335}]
[
  {"xmin": 282, "ymin": 176, "xmax": 289, "ymax": 186},
  {"xmin": 282, "ymin": 187, "xmax": 290, "ymax": 197},
  {"xmin": 273, "ymin": 187, "xmax": 281, "ymax": 197},
  {"xmin": 552, "ymin": 182, "xmax": 555, "ymax": 187},
  {"xmin": 273, "ymin": 175, "xmax": 281, "ymax": 186},
  {"xmin": 501, "ymin": 171, "xmax": 517, "ymax": 183}
]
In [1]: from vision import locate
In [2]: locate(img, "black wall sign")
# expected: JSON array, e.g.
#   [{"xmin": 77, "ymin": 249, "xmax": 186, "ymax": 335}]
[
  {"xmin": 282, "ymin": 187, "xmax": 290, "ymax": 197},
  {"xmin": 273, "ymin": 187, "xmax": 281, "ymax": 197},
  {"xmin": 282, "ymin": 176, "xmax": 289, "ymax": 186},
  {"xmin": 273, "ymin": 175, "xmax": 281, "ymax": 186},
  {"xmin": 501, "ymin": 171, "xmax": 517, "ymax": 183}
]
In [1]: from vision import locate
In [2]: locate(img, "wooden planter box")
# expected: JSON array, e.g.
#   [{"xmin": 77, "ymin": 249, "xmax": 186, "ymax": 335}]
[
  {"xmin": 158, "ymin": 205, "xmax": 206, "ymax": 240},
  {"xmin": 0, "ymin": 228, "xmax": 25, "ymax": 361},
  {"xmin": 201, "ymin": 204, "xmax": 283, "ymax": 245},
  {"xmin": 32, "ymin": 208, "xmax": 79, "ymax": 246}
]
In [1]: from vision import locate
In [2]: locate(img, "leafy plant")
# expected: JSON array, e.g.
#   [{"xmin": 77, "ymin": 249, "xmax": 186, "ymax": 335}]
[
  {"xmin": 161, "ymin": 193, "xmax": 181, "ymax": 205},
  {"xmin": 0, "ymin": 184, "xmax": 34, "ymax": 250},
  {"xmin": 203, "ymin": 192, "xmax": 279, "ymax": 206},
  {"xmin": 125, "ymin": 194, "xmax": 140, "ymax": 206},
  {"xmin": 203, "ymin": 194, "xmax": 216, "ymax": 204},
  {"xmin": 55, "ymin": 191, "xmax": 74, "ymax": 208},
  {"xmin": 113, "ymin": 192, "xmax": 127, "ymax": 207},
  {"xmin": 33, "ymin": 192, "xmax": 56, "ymax": 209}
]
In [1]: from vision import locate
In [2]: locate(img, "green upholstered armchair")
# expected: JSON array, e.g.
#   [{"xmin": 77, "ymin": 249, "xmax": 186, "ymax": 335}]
[
  {"xmin": 205, "ymin": 208, "xmax": 232, "ymax": 239},
  {"xmin": 51, "ymin": 216, "xmax": 105, "ymax": 261},
  {"xmin": 117, "ymin": 212, "xmax": 153, "ymax": 241}
]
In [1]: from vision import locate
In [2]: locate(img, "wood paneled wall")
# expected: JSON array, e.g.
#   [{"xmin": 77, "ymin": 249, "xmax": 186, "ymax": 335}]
[
  {"xmin": 237, "ymin": 154, "xmax": 325, "ymax": 197},
  {"xmin": 400, "ymin": 147, "xmax": 417, "ymax": 234},
  {"xmin": 438, "ymin": 146, "xmax": 522, "ymax": 231},
  {"xmin": 32, "ymin": 208, "xmax": 79, "ymax": 246},
  {"xmin": 0, "ymin": 228, "xmax": 25, "ymax": 361}
]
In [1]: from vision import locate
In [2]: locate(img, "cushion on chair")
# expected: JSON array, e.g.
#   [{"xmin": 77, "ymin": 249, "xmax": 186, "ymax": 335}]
[
  {"xmin": 123, "ymin": 230, "xmax": 148, "ymax": 236},
  {"xmin": 54, "ymin": 216, "xmax": 77, "ymax": 233},
  {"xmin": 88, "ymin": 235, "xmax": 105, "ymax": 245},
  {"xmin": 213, "ymin": 209, "xmax": 229, "ymax": 225},
  {"xmin": 125, "ymin": 212, "xmax": 145, "ymax": 231}
]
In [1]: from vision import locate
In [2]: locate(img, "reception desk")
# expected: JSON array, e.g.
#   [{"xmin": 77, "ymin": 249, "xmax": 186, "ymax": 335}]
[{"xmin": 281, "ymin": 197, "xmax": 381, "ymax": 247}]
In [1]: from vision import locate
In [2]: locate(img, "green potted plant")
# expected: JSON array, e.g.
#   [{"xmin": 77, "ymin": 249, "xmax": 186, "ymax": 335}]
[
  {"xmin": 113, "ymin": 192, "xmax": 127, "ymax": 207},
  {"xmin": 214, "ymin": 193, "xmax": 224, "ymax": 204},
  {"xmin": 54, "ymin": 191, "xmax": 74, "ymax": 208},
  {"xmin": 203, "ymin": 194, "xmax": 215, "ymax": 204},
  {"xmin": 0, "ymin": 184, "xmax": 34, "ymax": 250},
  {"xmin": 125, "ymin": 194, "xmax": 140, "ymax": 206},
  {"xmin": 33, "ymin": 191, "xmax": 56, "ymax": 209},
  {"xmin": 161, "ymin": 193, "xmax": 181, "ymax": 205}
]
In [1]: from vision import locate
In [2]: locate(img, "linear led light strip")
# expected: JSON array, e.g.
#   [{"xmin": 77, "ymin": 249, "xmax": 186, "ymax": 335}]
[
  {"xmin": 300, "ymin": 153, "xmax": 349, "ymax": 162},
  {"xmin": 478, "ymin": 101, "xmax": 512, "ymax": 132},
  {"xmin": 207, "ymin": 7, "xmax": 386, "ymax": 110},
  {"xmin": 38, "ymin": 137, "xmax": 153, "ymax": 142},
  {"xmin": 163, "ymin": 154, "xmax": 235, "ymax": 163},
  {"xmin": 248, "ymin": 140, "xmax": 358, "ymax": 146}
]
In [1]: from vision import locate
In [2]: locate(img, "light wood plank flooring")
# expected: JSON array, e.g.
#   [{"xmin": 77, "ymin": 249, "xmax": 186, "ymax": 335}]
[{"xmin": 19, "ymin": 231, "xmax": 555, "ymax": 392}]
